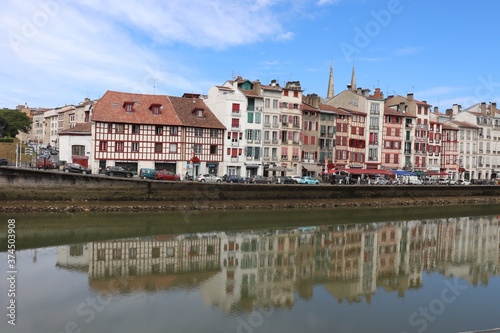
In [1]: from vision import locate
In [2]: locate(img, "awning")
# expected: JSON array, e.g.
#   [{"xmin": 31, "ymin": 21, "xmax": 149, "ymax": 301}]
[
  {"xmin": 267, "ymin": 166, "xmax": 292, "ymax": 172},
  {"xmin": 390, "ymin": 170, "xmax": 416, "ymax": 176},
  {"xmin": 337, "ymin": 169, "xmax": 395, "ymax": 176},
  {"xmin": 427, "ymin": 171, "xmax": 449, "ymax": 176}
]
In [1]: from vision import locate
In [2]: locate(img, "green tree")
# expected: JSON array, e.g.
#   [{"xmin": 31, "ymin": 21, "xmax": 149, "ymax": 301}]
[{"xmin": 0, "ymin": 108, "xmax": 31, "ymax": 137}]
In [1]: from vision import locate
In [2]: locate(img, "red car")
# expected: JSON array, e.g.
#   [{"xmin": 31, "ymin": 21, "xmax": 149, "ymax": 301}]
[{"xmin": 155, "ymin": 170, "xmax": 180, "ymax": 181}]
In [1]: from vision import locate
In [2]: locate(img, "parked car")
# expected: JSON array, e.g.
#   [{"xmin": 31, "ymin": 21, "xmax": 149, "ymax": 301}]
[
  {"xmin": 282, "ymin": 176, "xmax": 299, "ymax": 184},
  {"xmin": 225, "ymin": 175, "xmax": 247, "ymax": 183},
  {"xmin": 249, "ymin": 175, "xmax": 271, "ymax": 184},
  {"xmin": 105, "ymin": 166, "xmax": 133, "ymax": 178},
  {"xmin": 196, "ymin": 174, "xmax": 222, "ymax": 183},
  {"xmin": 298, "ymin": 176, "xmax": 320, "ymax": 185},
  {"xmin": 370, "ymin": 177, "xmax": 389, "ymax": 185},
  {"xmin": 288, "ymin": 175, "xmax": 302, "ymax": 184},
  {"xmin": 37, "ymin": 157, "xmax": 58, "ymax": 169},
  {"xmin": 407, "ymin": 177, "xmax": 423, "ymax": 185},
  {"xmin": 156, "ymin": 170, "xmax": 180, "ymax": 181},
  {"xmin": 456, "ymin": 179, "xmax": 471, "ymax": 186},
  {"xmin": 438, "ymin": 178, "xmax": 451, "ymax": 185},
  {"xmin": 139, "ymin": 168, "xmax": 157, "ymax": 180},
  {"xmin": 63, "ymin": 163, "xmax": 91, "ymax": 174},
  {"xmin": 0, "ymin": 158, "xmax": 8, "ymax": 166}
]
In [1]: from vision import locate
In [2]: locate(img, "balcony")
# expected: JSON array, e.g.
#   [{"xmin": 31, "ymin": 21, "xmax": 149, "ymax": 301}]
[
  {"xmin": 292, "ymin": 156, "xmax": 299, "ymax": 161},
  {"xmin": 293, "ymin": 123, "xmax": 300, "ymax": 128},
  {"xmin": 231, "ymin": 125, "xmax": 240, "ymax": 130},
  {"xmin": 231, "ymin": 111, "xmax": 240, "ymax": 117},
  {"xmin": 231, "ymin": 157, "xmax": 239, "ymax": 162},
  {"xmin": 254, "ymin": 139, "xmax": 261, "ymax": 144},
  {"xmin": 271, "ymin": 156, "xmax": 278, "ymax": 161},
  {"xmin": 264, "ymin": 122, "xmax": 271, "ymax": 128},
  {"xmin": 231, "ymin": 141, "xmax": 239, "ymax": 146},
  {"xmin": 281, "ymin": 155, "xmax": 288, "ymax": 160},
  {"xmin": 263, "ymin": 156, "xmax": 270, "ymax": 161},
  {"xmin": 272, "ymin": 139, "xmax": 279, "ymax": 144},
  {"xmin": 264, "ymin": 139, "xmax": 270, "ymax": 144},
  {"xmin": 272, "ymin": 123, "xmax": 279, "ymax": 128}
]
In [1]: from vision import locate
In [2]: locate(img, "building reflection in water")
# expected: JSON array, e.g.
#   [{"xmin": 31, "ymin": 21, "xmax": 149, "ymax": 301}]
[{"xmin": 56, "ymin": 215, "xmax": 500, "ymax": 312}]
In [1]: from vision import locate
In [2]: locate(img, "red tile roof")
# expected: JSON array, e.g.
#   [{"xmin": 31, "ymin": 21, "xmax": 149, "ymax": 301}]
[
  {"xmin": 168, "ymin": 96, "xmax": 225, "ymax": 129},
  {"xmin": 92, "ymin": 90, "xmax": 225, "ymax": 129}
]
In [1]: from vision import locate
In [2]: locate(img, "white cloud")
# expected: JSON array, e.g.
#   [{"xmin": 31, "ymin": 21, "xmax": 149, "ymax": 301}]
[
  {"xmin": 0, "ymin": 0, "xmax": 296, "ymax": 107},
  {"xmin": 393, "ymin": 46, "xmax": 423, "ymax": 57}
]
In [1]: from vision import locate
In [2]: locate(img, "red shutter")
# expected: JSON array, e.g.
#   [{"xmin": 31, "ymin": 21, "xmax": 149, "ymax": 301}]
[{"xmin": 304, "ymin": 135, "xmax": 309, "ymax": 144}]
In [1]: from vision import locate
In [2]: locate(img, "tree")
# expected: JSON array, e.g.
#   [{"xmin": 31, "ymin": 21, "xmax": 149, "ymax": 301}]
[{"xmin": 0, "ymin": 108, "xmax": 31, "ymax": 138}]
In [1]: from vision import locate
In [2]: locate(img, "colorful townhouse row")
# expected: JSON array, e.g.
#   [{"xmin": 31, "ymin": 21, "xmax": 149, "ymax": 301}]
[{"xmin": 20, "ymin": 68, "xmax": 500, "ymax": 180}]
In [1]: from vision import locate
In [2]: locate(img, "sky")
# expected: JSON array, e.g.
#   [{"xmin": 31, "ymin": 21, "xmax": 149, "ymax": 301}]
[{"xmin": 1, "ymin": 0, "xmax": 500, "ymax": 111}]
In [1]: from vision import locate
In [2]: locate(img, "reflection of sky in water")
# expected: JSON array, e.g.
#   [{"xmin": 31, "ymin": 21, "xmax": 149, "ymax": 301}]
[{"xmin": 1, "ymin": 216, "xmax": 500, "ymax": 333}]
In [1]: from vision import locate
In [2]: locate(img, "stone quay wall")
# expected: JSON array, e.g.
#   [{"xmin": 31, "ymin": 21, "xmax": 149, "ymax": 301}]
[{"xmin": 1, "ymin": 167, "xmax": 499, "ymax": 207}]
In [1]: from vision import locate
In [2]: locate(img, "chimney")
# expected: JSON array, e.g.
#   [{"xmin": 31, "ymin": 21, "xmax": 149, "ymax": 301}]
[
  {"xmin": 433, "ymin": 106, "xmax": 439, "ymax": 114},
  {"xmin": 374, "ymin": 88, "xmax": 381, "ymax": 99},
  {"xmin": 407, "ymin": 93, "xmax": 414, "ymax": 101},
  {"xmin": 491, "ymin": 102, "xmax": 497, "ymax": 116},
  {"xmin": 480, "ymin": 102, "xmax": 486, "ymax": 115},
  {"xmin": 253, "ymin": 80, "xmax": 261, "ymax": 95},
  {"xmin": 398, "ymin": 102, "xmax": 406, "ymax": 113},
  {"xmin": 271, "ymin": 79, "xmax": 277, "ymax": 87},
  {"xmin": 445, "ymin": 109, "xmax": 453, "ymax": 116},
  {"xmin": 357, "ymin": 87, "xmax": 362, "ymax": 95}
]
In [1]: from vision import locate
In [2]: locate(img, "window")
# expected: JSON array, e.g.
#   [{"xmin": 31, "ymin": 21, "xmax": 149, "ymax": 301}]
[
  {"xmin": 129, "ymin": 248, "xmax": 137, "ymax": 259},
  {"xmin": 155, "ymin": 126, "xmax": 163, "ymax": 135},
  {"xmin": 151, "ymin": 105, "xmax": 161, "ymax": 115},
  {"xmin": 99, "ymin": 141, "xmax": 108, "ymax": 151},
  {"xmin": 248, "ymin": 112, "xmax": 254, "ymax": 123},
  {"xmin": 195, "ymin": 128, "xmax": 203, "ymax": 137},
  {"xmin": 132, "ymin": 124, "xmax": 140, "ymax": 134},
  {"xmin": 169, "ymin": 143, "xmax": 177, "ymax": 153},
  {"xmin": 107, "ymin": 124, "xmax": 112, "ymax": 133},
  {"xmin": 112, "ymin": 248, "xmax": 122, "ymax": 260},
  {"xmin": 72, "ymin": 145, "xmax": 85, "ymax": 156},
  {"xmin": 232, "ymin": 103, "xmax": 240, "ymax": 112},
  {"xmin": 170, "ymin": 126, "xmax": 178, "ymax": 135},
  {"xmin": 131, "ymin": 142, "xmax": 139, "ymax": 152},
  {"xmin": 231, "ymin": 118, "xmax": 240, "ymax": 129},
  {"xmin": 152, "ymin": 247, "xmax": 160, "ymax": 258},
  {"xmin": 154, "ymin": 143, "xmax": 162, "ymax": 153},
  {"xmin": 265, "ymin": 98, "xmax": 270, "ymax": 108},
  {"xmin": 210, "ymin": 129, "xmax": 218, "ymax": 138},
  {"xmin": 193, "ymin": 144, "xmax": 202, "ymax": 154},
  {"xmin": 115, "ymin": 124, "xmax": 124, "ymax": 133},
  {"xmin": 166, "ymin": 247, "xmax": 175, "ymax": 257},
  {"xmin": 115, "ymin": 141, "xmax": 124, "ymax": 152},
  {"xmin": 124, "ymin": 103, "xmax": 133, "ymax": 112},
  {"xmin": 255, "ymin": 112, "xmax": 261, "ymax": 124},
  {"xmin": 210, "ymin": 145, "xmax": 217, "ymax": 155}
]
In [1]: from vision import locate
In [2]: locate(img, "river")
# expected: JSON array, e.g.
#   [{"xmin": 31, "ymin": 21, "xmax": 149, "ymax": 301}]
[{"xmin": 1, "ymin": 205, "xmax": 499, "ymax": 333}]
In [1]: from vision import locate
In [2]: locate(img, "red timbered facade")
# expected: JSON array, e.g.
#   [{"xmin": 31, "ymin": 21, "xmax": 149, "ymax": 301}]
[{"xmin": 90, "ymin": 91, "xmax": 225, "ymax": 175}]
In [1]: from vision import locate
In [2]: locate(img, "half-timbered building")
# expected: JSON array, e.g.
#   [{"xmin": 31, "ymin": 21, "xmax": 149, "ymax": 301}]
[{"xmin": 90, "ymin": 90, "xmax": 225, "ymax": 176}]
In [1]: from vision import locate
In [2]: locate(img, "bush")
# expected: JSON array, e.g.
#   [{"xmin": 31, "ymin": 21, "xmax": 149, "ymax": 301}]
[{"xmin": 0, "ymin": 137, "xmax": 14, "ymax": 143}]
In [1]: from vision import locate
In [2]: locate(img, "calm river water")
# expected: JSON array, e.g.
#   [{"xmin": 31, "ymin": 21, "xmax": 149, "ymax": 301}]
[{"xmin": 1, "ymin": 205, "xmax": 500, "ymax": 333}]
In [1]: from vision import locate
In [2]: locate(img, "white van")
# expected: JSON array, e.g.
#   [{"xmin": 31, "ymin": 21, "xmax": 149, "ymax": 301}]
[{"xmin": 408, "ymin": 176, "xmax": 422, "ymax": 185}]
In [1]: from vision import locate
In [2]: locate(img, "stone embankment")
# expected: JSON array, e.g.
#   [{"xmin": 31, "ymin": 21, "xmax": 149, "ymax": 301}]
[{"xmin": 1, "ymin": 167, "xmax": 499, "ymax": 213}]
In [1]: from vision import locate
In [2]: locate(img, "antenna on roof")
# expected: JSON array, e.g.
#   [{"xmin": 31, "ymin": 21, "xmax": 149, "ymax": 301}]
[{"xmin": 152, "ymin": 78, "xmax": 158, "ymax": 95}]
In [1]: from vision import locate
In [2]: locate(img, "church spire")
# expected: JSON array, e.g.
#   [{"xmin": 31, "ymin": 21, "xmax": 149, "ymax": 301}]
[
  {"xmin": 350, "ymin": 65, "xmax": 356, "ymax": 91},
  {"xmin": 327, "ymin": 63, "xmax": 334, "ymax": 99}
]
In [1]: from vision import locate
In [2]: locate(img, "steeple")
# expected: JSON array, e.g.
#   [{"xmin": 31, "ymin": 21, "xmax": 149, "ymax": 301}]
[
  {"xmin": 350, "ymin": 65, "xmax": 356, "ymax": 91},
  {"xmin": 327, "ymin": 63, "xmax": 334, "ymax": 99}
]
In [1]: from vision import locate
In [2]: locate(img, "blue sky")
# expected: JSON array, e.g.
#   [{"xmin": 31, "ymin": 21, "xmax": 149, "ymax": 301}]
[{"xmin": 1, "ymin": 0, "xmax": 499, "ymax": 110}]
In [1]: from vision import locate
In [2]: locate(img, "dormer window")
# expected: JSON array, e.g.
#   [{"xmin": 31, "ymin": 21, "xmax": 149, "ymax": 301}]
[
  {"xmin": 149, "ymin": 104, "xmax": 162, "ymax": 115},
  {"xmin": 193, "ymin": 109, "xmax": 204, "ymax": 118},
  {"xmin": 123, "ymin": 101, "xmax": 134, "ymax": 112}
]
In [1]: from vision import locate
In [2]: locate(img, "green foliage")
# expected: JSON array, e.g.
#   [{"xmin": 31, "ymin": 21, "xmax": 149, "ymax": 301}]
[
  {"xmin": 0, "ymin": 137, "xmax": 14, "ymax": 142},
  {"xmin": 0, "ymin": 108, "xmax": 31, "ymax": 137}
]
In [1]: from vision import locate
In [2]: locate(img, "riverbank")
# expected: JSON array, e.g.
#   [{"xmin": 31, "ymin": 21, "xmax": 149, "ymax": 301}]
[
  {"xmin": 2, "ymin": 196, "xmax": 500, "ymax": 213},
  {"xmin": 2, "ymin": 167, "xmax": 500, "ymax": 213}
]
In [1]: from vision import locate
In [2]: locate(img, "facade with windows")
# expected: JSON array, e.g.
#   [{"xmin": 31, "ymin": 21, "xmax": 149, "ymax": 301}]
[
  {"xmin": 91, "ymin": 90, "xmax": 225, "ymax": 176},
  {"xmin": 205, "ymin": 78, "xmax": 264, "ymax": 177}
]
